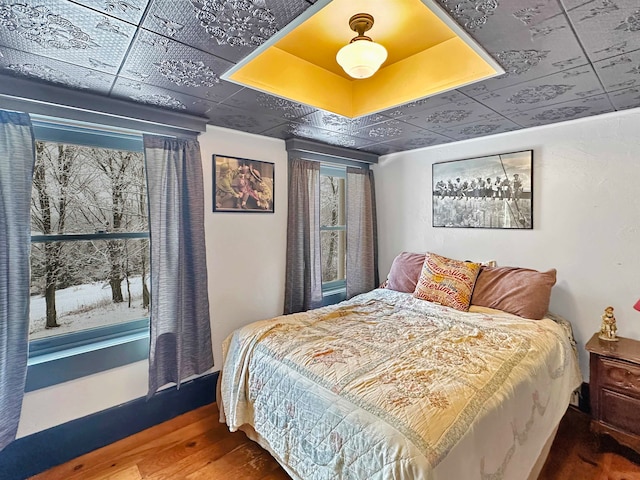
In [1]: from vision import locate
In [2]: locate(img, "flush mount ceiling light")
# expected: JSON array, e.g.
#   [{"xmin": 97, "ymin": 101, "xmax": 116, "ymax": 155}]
[
  {"xmin": 223, "ymin": 0, "xmax": 504, "ymax": 119},
  {"xmin": 336, "ymin": 13, "xmax": 388, "ymax": 79}
]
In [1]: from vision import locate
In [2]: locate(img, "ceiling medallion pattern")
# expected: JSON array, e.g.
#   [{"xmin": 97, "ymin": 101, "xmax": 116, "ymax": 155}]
[
  {"xmin": 579, "ymin": 0, "xmax": 619, "ymax": 21},
  {"xmin": 131, "ymin": 93, "xmax": 186, "ymax": 109},
  {"xmin": 367, "ymin": 125, "xmax": 403, "ymax": 139},
  {"xmin": 154, "ymin": 59, "xmax": 220, "ymax": 87},
  {"xmin": 256, "ymin": 93, "xmax": 304, "ymax": 118},
  {"xmin": 438, "ymin": 0, "xmax": 499, "ymax": 31},
  {"xmin": 460, "ymin": 124, "xmax": 500, "ymax": 135},
  {"xmin": 152, "ymin": 14, "xmax": 184, "ymax": 37},
  {"xmin": 192, "ymin": 0, "xmax": 278, "ymax": 47},
  {"xmin": 532, "ymin": 106, "xmax": 590, "ymax": 122},
  {"xmin": 96, "ymin": 16, "xmax": 129, "ymax": 37},
  {"xmin": 427, "ymin": 109, "xmax": 472, "ymax": 124},
  {"xmin": 0, "ymin": 3, "xmax": 99, "ymax": 49},
  {"xmin": 513, "ymin": 6, "xmax": 542, "ymax": 25},
  {"xmin": 507, "ymin": 84, "xmax": 574, "ymax": 104},
  {"xmin": 615, "ymin": 9, "xmax": 640, "ymax": 32},
  {"xmin": 7, "ymin": 63, "xmax": 87, "ymax": 88},
  {"xmin": 103, "ymin": 0, "xmax": 141, "ymax": 14},
  {"xmin": 495, "ymin": 50, "xmax": 550, "ymax": 76}
]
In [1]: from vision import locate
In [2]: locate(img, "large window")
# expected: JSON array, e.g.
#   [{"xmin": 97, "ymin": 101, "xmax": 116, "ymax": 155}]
[
  {"xmin": 320, "ymin": 165, "xmax": 346, "ymax": 293},
  {"xmin": 26, "ymin": 120, "xmax": 150, "ymax": 390}
]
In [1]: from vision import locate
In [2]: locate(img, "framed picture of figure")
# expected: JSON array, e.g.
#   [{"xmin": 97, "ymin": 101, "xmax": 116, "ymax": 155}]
[
  {"xmin": 213, "ymin": 155, "xmax": 274, "ymax": 213},
  {"xmin": 432, "ymin": 150, "xmax": 533, "ymax": 229}
]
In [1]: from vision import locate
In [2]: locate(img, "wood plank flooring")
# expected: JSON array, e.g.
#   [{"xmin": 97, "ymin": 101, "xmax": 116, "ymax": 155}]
[{"xmin": 32, "ymin": 403, "xmax": 640, "ymax": 480}]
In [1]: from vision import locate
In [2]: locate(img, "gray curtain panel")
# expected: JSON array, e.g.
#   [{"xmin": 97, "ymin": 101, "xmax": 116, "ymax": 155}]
[
  {"xmin": 0, "ymin": 110, "xmax": 35, "ymax": 451},
  {"xmin": 284, "ymin": 159, "xmax": 322, "ymax": 314},
  {"xmin": 143, "ymin": 135, "xmax": 213, "ymax": 397},
  {"xmin": 346, "ymin": 167, "xmax": 379, "ymax": 299}
]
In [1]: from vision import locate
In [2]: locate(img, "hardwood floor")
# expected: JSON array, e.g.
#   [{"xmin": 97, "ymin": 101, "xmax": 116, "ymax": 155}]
[{"xmin": 32, "ymin": 404, "xmax": 640, "ymax": 480}]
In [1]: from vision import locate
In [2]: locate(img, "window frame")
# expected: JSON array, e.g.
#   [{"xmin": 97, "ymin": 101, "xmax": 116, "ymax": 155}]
[
  {"xmin": 319, "ymin": 165, "xmax": 347, "ymax": 303},
  {"xmin": 26, "ymin": 120, "xmax": 150, "ymax": 391}
]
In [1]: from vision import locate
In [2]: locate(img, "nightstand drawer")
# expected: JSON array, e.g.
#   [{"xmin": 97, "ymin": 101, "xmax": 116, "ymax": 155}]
[
  {"xmin": 599, "ymin": 357, "xmax": 640, "ymax": 397},
  {"xmin": 601, "ymin": 389, "xmax": 640, "ymax": 436}
]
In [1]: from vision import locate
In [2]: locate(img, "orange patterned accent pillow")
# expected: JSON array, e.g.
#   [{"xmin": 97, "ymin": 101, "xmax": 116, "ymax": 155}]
[{"xmin": 413, "ymin": 253, "xmax": 481, "ymax": 311}]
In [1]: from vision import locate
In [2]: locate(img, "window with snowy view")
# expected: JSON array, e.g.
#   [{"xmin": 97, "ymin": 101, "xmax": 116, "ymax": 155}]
[
  {"xmin": 320, "ymin": 166, "xmax": 346, "ymax": 287},
  {"xmin": 30, "ymin": 139, "xmax": 149, "ymax": 340}
]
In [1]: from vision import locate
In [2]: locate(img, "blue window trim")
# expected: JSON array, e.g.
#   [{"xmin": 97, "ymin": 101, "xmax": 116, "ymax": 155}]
[{"xmin": 27, "ymin": 119, "xmax": 149, "ymax": 391}]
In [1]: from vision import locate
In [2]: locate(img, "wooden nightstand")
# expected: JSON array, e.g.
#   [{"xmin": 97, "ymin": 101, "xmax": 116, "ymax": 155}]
[{"xmin": 586, "ymin": 333, "xmax": 640, "ymax": 453}]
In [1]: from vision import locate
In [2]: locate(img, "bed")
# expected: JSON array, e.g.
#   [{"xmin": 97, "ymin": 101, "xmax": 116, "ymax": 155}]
[{"xmin": 219, "ymin": 257, "xmax": 582, "ymax": 480}]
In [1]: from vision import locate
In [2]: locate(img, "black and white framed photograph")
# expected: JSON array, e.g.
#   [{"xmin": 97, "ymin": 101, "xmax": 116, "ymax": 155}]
[
  {"xmin": 213, "ymin": 155, "xmax": 274, "ymax": 213},
  {"xmin": 432, "ymin": 150, "xmax": 533, "ymax": 229}
]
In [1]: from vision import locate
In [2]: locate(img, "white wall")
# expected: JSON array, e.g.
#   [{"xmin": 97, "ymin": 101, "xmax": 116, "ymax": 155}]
[
  {"xmin": 199, "ymin": 126, "xmax": 288, "ymax": 368},
  {"xmin": 373, "ymin": 107, "xmax": 640, "ymax": 380},
  {"xmin": 17, "ymin": 125, "xmax": 288, "ymax": 437}
]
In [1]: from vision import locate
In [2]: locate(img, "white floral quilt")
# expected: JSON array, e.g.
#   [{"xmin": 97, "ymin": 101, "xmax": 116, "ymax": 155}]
[{"xmin": 219, "ymin": 289, "xmax": 581, "ymax": 480}]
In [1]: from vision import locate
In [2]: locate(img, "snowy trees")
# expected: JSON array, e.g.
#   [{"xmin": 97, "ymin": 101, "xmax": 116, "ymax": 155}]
[
  {"xmin": 320, "ymin": 172, "xmax": 346, "ymax": 284},
  {"xmin": 30, "ymin": 140, "xmax": 149, "ymax": 335}
]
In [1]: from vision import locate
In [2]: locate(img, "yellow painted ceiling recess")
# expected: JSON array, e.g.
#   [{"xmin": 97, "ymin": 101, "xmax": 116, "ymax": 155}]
[{"xmin": 223, "ymin": 0, "xmax": 504, "ymax": 119}]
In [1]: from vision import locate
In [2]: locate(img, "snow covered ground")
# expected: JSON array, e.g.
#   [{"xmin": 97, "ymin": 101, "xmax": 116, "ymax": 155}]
[{"xmin": 29, "ymin": 277, "xmax": 149, "ymax": 339}]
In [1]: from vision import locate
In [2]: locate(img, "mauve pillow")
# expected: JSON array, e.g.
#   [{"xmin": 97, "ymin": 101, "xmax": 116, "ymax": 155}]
[
  {"xmin": 470, "ymin": 266, "xmax": 557, "ymax": 320},
  {"xmin": 386, "ymin": 252, "xmax": 426, "ymax": 293}
]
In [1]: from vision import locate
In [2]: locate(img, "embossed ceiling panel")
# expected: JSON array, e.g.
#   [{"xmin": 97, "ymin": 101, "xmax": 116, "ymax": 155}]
[
  {"xmin": 0, "ymin": 1, "xmax": 135, "ymax": 74},
  {"xmin": 141, "ymin": 0, "xmax": 311, "ymax": 64},
  {"xmin": 0, "ymin": 0, "xmax": 639, "ymax": 154},
  {"xmin": 566, "ymin": 1, "xmax": 640, "ymax": 62},
  {"xmin": 120, "ymin": 29, "xmax": 243, "ymax": 102},
  {"xmin": 507, "ymin": 94, "xmax": 615, "ymax": 127},
  {"xmin": 68, "ymin": 0, "xmax": 151, "ymax": 25},
  {"xmin": 608, "ymin": 85, "xmax": 640, "ymax": 110},
  {"xmin": 472, "ymin": 66, "xmax": 606, "ymax": 115},
  {"xmin": 110, "ymin": 76, "xmax": 217, "ymax": 114},
  {"xmin": 594, "ymin": 48, "xmax": 640, "ymax": 91},
  {"xmin": 220, "ymin": 87, "xmax": 315, "ymax": 120},
  {"xmin": 0, "ymin": 45, "xmax": 115, "ymax": 93}
]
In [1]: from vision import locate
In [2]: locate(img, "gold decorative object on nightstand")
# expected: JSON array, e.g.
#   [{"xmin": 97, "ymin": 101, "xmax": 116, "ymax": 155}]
[{"xmin": 599, "ymin": 306, "xmax": 618, "ymax": 342}]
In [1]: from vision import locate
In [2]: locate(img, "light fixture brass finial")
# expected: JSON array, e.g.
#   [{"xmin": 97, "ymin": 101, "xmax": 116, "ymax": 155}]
[{"xmin": 348, "ymin": 13, "xmax": 374, "ymax": 42}]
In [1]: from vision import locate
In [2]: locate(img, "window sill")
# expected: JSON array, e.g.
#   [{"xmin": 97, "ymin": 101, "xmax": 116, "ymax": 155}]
[
  {"xmin": 322, "ymin": 287, "xmax": 347, "ymax": 306},
  {"xmin": 26, "ymin": 321, "xmax": 149, "ymax": 392}
]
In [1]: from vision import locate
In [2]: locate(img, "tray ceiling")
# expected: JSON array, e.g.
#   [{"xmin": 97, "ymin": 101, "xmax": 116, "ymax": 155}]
[{"xmin": 0, "ymin": 0, "xmax": 639, "ymax": 155}]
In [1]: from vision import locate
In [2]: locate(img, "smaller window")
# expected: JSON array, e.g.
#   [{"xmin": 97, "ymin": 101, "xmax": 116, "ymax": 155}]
[{"xmin": 320, "ymin": 165, "xmax": 346, "ymax": 292}]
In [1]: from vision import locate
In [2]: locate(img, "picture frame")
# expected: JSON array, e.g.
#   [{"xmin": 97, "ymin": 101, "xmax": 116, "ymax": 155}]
[
  {"xmin": 213, "ymin": 154, "xmax": 274, "ymax": 213},
  {"xmin": 432, "ymin": 150, "xmax": 533, "ymax": 229}
]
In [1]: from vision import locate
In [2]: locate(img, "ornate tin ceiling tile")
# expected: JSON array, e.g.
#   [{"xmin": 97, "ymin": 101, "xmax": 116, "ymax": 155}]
[
  {"xmin": 219, "ymin": 88, "xmax": 315, "ymax": 120},
  {"xmin": 111, "ymin": 77, "xmax": 215, "ymax": 114},
  {"xmin": 607, "ymin": 84, "xmax": 640, "ymax": 110},
  {"xmin": 0, "ymin": 0, "xmax": 135, "ymax": 73},
  {"xmin": 594, "ymin": 47, "xmax": 640, "ymax": 91},
  {"xmin": 69, "ymin": 0, "xmax": 150, "ymax": 24},
  {"xmin": 0, "ymin": 45, "xmax": 114, "ymax": 92},
  {"xmin": 261, "ymin": 121, "xmax": 376, "ymax": 149},
  {"xmin": 436, "ymin": 0, "xmax": 500, "ymax": 31},
  {"xmin": 377, "ymin": 91, "xmax": 467, "ymax": 119},
  {"xmin": 442, "ymin": 117, "xmax": 522, "ymax": 141},
  {"xmin": 567, "ymin": 0, "xmax": 640, "ymax": 62},
  {"xmin": 119, "ymin": 29, "xmax": 242, "ymax": 102},
  {"xmin": 474, "ymin": 65, "xmax": 605, "ymax": 114},
  {"xmin": 294, "ymin": 110, "xmax": 389, "ymax": 134},
  {"xmin": 205, "ymin": 102, "xmax": 287, "ymax": 134},
  {"xmin": 397, "ymin": 98, "xmax": 502, "ymax": 132},
  {"xmin": 507, "ymin": 94, "xmax": 615, "ymax": 126},
  {"xmin": 142, "ymin": 0, "xmax": 310, "ymax": 64}
]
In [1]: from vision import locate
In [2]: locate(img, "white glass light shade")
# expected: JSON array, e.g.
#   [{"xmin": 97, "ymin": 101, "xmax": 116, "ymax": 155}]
[{"xmin": 336, "ymin": 39, "xmax": 388, "ymax": 79}]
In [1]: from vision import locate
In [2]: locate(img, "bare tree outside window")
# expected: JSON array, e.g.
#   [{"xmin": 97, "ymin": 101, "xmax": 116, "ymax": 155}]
[
  {"xmin": 30, "ymin": 140, "xmax": 150, "ymax": 340},
  {"xmin": 320, "ymin": 171, "xmax": 346, "ymax": 284}
]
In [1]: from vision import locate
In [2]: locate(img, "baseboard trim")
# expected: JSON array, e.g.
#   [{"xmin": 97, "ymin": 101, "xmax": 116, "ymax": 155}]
[{"xmin": 0, "ymin": 371, "xmax": 218, "ymax": 480}]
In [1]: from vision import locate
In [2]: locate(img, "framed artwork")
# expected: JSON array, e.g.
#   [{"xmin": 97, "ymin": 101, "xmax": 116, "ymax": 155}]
[
  {"xmin": 432, "ymin": 150, "xmax": 533, "ymax": 229},
  {"xmin": 213, "ymin": 155, "xmax": 274, "ymax": 213}
]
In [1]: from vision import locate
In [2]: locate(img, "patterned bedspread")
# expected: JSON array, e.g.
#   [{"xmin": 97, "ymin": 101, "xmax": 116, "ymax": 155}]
[{"xmin": 220, "ymin": 289, "xmax": 582, "ymax": 480}]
